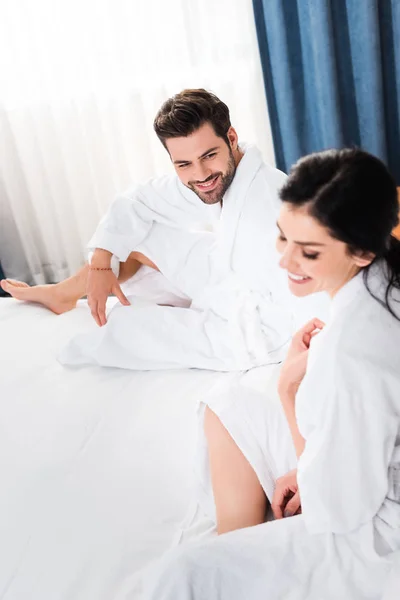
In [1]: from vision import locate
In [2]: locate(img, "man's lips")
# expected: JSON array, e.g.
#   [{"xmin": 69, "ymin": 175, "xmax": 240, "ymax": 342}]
[{"xmin": 194, "ymin": 174, "xmax": 220, "ymax": 192}]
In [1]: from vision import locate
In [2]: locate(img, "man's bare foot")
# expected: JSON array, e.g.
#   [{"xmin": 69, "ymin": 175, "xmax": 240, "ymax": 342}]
[{"xmin": 0, "ymin": 279, "xmax": 79, "ymax": 314}]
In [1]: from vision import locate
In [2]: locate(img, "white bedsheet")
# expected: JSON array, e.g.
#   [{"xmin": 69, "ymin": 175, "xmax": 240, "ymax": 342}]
[{"xmin": 0, "ymin": 297, "xmax": 227, "ymax": 600}]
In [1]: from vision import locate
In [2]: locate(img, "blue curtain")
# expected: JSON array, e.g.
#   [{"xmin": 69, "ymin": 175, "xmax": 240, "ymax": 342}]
[{"xmin": 252, "ymin": 0, "xmax": 400, "ymax": 182}]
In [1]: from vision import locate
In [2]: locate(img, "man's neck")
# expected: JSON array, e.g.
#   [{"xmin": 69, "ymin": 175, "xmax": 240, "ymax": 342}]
[{"xmin": 234, "ymin": 146, "xmax": 244, "ymax": 168}]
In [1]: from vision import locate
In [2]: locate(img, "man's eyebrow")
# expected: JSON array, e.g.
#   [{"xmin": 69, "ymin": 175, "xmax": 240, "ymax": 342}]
[
  {"xmin": 173, "ymin": 146, "xmax": 219, "ymax": 165},
  {"xmin": 276, "ymin": 222, "xmax": 326, "ymax": 246},
  {"xmin": 198, "ymin": 146, "xmax": 219, "ymax": 159}
]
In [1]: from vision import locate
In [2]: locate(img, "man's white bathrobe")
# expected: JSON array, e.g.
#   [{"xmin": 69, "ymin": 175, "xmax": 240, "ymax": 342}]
[
  {"xmin": 143, "ymin": 266, "xmax": 400, "ymax": 600},
  {"xmin": 60, "ymin": 146, "xmax": 315, "ymax": 371}
]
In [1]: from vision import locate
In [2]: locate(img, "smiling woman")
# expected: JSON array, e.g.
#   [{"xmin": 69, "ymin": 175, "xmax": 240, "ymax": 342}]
[
  {"xmin": 143, "ymin": 147, "xmax": 400, "ymax": 600},
  {"xmin": 276, "ymin": 203, "xmax": 371, "ymax": 299},
  {"xmin": 278, "ymin": 148, "xmax": 400, "ymax": 325}
]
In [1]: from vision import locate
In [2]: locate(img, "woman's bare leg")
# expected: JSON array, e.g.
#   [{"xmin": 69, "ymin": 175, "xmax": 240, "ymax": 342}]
[
  {"xmin": 204, "ymin": 406, "xmax": 267, "ymax": 535},
  {"xmin": 0, "ymin": 252, "xmax": 159, "ymax": 314}
]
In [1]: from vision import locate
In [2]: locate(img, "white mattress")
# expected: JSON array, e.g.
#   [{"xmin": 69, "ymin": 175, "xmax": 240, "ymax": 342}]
[{"xmin": 0, "ymin": 297, "xmax": 225, "ymax": 600}]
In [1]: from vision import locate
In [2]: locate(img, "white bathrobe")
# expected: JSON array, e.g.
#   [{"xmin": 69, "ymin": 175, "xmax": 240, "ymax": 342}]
[
  {"xmin": 143, "ymin": 266, "xmax": 400, "ymax": 600},
  {"xmin": 60, "ymin": 146, "xmax": 324, "ymax": 371}
]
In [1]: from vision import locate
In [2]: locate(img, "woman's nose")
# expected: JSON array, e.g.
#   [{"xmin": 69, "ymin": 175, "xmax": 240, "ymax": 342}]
[
  {"xmin": 279, "ymin": 253, "xmax": 288, "ymax": 269},
  {"xmin": 279, "ymin": 246, "xmax": 297, "ymax": 271}
]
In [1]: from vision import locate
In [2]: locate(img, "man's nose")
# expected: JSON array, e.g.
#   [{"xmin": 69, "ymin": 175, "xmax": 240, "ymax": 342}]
[{"xmin": 193, "ymin": 162, "xmax": 212, "ymax": 182}]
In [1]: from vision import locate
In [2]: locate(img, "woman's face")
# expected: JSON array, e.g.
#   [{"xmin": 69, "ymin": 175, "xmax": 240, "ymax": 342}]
[{"xmin": 276, "ymin": 203, "xmax": 373, "ymax": 298}]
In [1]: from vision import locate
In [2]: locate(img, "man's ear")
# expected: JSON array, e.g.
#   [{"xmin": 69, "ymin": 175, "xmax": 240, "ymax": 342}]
[
  {"xmin": 226, "ymin": 126, "xmax": 238, "ymax": 150},
  {"xmin": 352, "ymin": 250, "xmax": 375, "ymax": 268}
]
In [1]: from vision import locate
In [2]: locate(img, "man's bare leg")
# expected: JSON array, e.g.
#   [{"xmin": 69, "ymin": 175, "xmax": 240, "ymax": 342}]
[{"xmin": 0, "ymin": 252, "xmax": 158, "ymax": 314}]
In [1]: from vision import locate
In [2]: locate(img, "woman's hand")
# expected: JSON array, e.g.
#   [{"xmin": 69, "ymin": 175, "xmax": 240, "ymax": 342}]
[
  {"xmin": 271, "ymin": 469, "xmax": 301, "ymax": 519},
  {"xmin": 278, "ymin": 318, "xmax": 325, "ymax": 398}
]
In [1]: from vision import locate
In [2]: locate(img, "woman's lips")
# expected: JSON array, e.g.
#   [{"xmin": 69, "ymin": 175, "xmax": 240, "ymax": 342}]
[{"xmin": 288, "ymin": 272, "xmax": 312, "ymax": 284}]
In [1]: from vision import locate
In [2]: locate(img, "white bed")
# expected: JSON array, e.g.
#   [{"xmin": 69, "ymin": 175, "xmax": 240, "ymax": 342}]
[
  {"xmin": 0, "ymin": 296, "xmax": 227, "ymax": 600},
  {"xmin": 0, "ymin": 264, "xmax": 332, "ymax": 600}
]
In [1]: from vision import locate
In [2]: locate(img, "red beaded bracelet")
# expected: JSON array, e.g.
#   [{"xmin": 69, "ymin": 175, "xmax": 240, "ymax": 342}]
[{"xmin": 89, "ymin": 266, "xmax": 113, "ymax": 271}]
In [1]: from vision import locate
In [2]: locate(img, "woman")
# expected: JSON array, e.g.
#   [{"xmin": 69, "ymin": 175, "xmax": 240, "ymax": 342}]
[{"xmin": 143, "ymin": 148, "xmax": 400, "ymax": 600}]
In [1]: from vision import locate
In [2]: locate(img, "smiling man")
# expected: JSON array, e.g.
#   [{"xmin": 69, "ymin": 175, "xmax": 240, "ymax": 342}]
[
  {"xmin": 166, "ymin": 125, "xmax": 238, "ymax": 206},
  {"xmin": 1, "ymin": 91, "xmax": 243, "ymax": 318},
  {"xmin": 3, "ymin": 89, "xmax": 304, "ymax": 371}
]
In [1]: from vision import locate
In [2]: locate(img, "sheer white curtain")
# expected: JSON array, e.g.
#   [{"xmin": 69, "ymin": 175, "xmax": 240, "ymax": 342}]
[{"xmin": 0, "ymin": 0, "xmax": 275, "ymax": 283}]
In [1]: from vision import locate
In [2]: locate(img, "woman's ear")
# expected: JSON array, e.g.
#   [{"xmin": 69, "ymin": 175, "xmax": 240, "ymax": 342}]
[{"xmin": 352, "ymin": 250, "xmax": 375, "ymax": 268}]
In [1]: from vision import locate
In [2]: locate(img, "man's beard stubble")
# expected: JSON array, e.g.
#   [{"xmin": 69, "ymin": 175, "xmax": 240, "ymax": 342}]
[{"xmin": 187, "ymin": 149, "xmax": 237, "ymax": 205}]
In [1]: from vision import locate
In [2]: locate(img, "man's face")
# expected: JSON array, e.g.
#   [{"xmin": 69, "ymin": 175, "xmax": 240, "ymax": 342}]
[{"xmin": 165, "ymin": 122, "xmax": 238, "ymax": 205}]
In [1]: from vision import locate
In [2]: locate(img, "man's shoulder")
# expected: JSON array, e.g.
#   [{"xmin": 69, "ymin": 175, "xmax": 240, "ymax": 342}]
[
  {"xmin": 248, "ymin": 157, "xmax": 287, "ymax": 206},
  {"xmin": 118, "ymin": 172, "xmax": 181, "ymax": 200},
  {"xmin": 241, "ymin": 144, "xmax": 287, "ymax": 194},
  {"xmin": 258, "ymin": 158, "xmax": 287, "ymax": 188}
]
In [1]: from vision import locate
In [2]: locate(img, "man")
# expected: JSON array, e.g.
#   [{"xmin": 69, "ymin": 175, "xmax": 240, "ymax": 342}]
[
  {"xmin": 2, "ymin": 89, "xmax": 299, "ymax": 371},
  {"xmin": 0, "ymin": 90, "xmax": 250, "ymax": 320}
]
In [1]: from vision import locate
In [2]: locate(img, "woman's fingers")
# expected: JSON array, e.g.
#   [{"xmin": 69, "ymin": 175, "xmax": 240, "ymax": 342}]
[
  {"xmin": 283, "ymin": 491, "xmax": 301, "ymax": 518},
  {"xmin": 299, "ymin": 318, "xmax": 325, "ymax": 335},
  {"xmin": 296, "ymin": 318, "xmax": 325, "ymax": 349},
  {"xmin": 271, "ymin": 469, "xmax": 299, "ymax": 520},
  {"xmin": 271, "ymin": 491, "xmax": 285, "ymax": 520},
  {"xmin": 272, "ymin": 484, "xmax": 297, "ymax": 520}
]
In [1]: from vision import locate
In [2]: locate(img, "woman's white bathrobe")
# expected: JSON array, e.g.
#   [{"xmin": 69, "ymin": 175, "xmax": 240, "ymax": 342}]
[
  {"xmin": 59, "ymin": 146, "xmax": 325, "ymax": 371},
  {"xmin": 143, "ymin": 267, "xmax": 400, "ymax": 600}
]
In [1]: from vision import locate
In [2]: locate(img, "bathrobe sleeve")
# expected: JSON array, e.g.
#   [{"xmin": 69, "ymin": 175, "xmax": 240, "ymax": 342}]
[
  {"xmin": 87, "ymin": 176, "xmax": 199, "ymax": 261},
  {"xmin": 297, "ymin": 360, "xmax": 398, "ymax": 535},
  {"xmin": 88, "ymin": 190, "xmax": 154, "ymax": 261}
]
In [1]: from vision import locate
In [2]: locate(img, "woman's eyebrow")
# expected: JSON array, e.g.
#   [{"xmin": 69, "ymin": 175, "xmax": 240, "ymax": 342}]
[
  {"xmin": 295, "ymin": 241, "xmax": 326, "ymax": 247},
  {"xmin": 276, "ymin": 222, "xmax": 326, "ymax": 246}
]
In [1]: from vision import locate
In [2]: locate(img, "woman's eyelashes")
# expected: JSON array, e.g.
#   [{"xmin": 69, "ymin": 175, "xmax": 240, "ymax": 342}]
[
  {"xmin": 302, "ymin": 251, "xmax": 320, "ymax": 260},
  {"xmin": 277, "ymin": 235, "xmax": 319, "ymax": 260}
]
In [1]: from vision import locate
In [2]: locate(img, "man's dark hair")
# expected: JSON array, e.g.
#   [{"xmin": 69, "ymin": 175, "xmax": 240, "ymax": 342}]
[{"xmin": 153, "ymin": 89, "xmax": 231, "ymax": 148}]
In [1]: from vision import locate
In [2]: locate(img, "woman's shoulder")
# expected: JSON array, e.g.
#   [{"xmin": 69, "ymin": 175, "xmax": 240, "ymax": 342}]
[
  {"xmin": 340, "ymin": 282, "xmax": 400, "ymax": 363},
  {"xmin": 305, "ymin": 287, "xmax": 400, "ymax": 415},
  {"xmin": 316, "ymin": 265, "xmax": 400, "ymax": 362}
]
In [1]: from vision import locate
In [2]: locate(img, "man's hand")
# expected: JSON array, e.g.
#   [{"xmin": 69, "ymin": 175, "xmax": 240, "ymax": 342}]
[
  {"xmin": 87, "ymin": 249, "xmax": 130, "ymax": 326},
  {"xmin": 271, "ymin": 469, "xmax": 301, "ymax": 520}
]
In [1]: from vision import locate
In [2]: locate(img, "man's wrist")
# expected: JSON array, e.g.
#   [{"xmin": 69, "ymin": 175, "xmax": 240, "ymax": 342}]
[{"xmin": 90, "ymin": 248, "xmax": 113, "ymax": 268}]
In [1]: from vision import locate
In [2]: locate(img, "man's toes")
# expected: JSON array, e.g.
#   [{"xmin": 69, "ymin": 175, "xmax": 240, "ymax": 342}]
[
  {"xmin": 4, "ymin": 279, "xmax": 30, "ymax": 289},
  {"xmin": 0, "ymin": 279, "xmax": 31, "ymax": 299}
]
